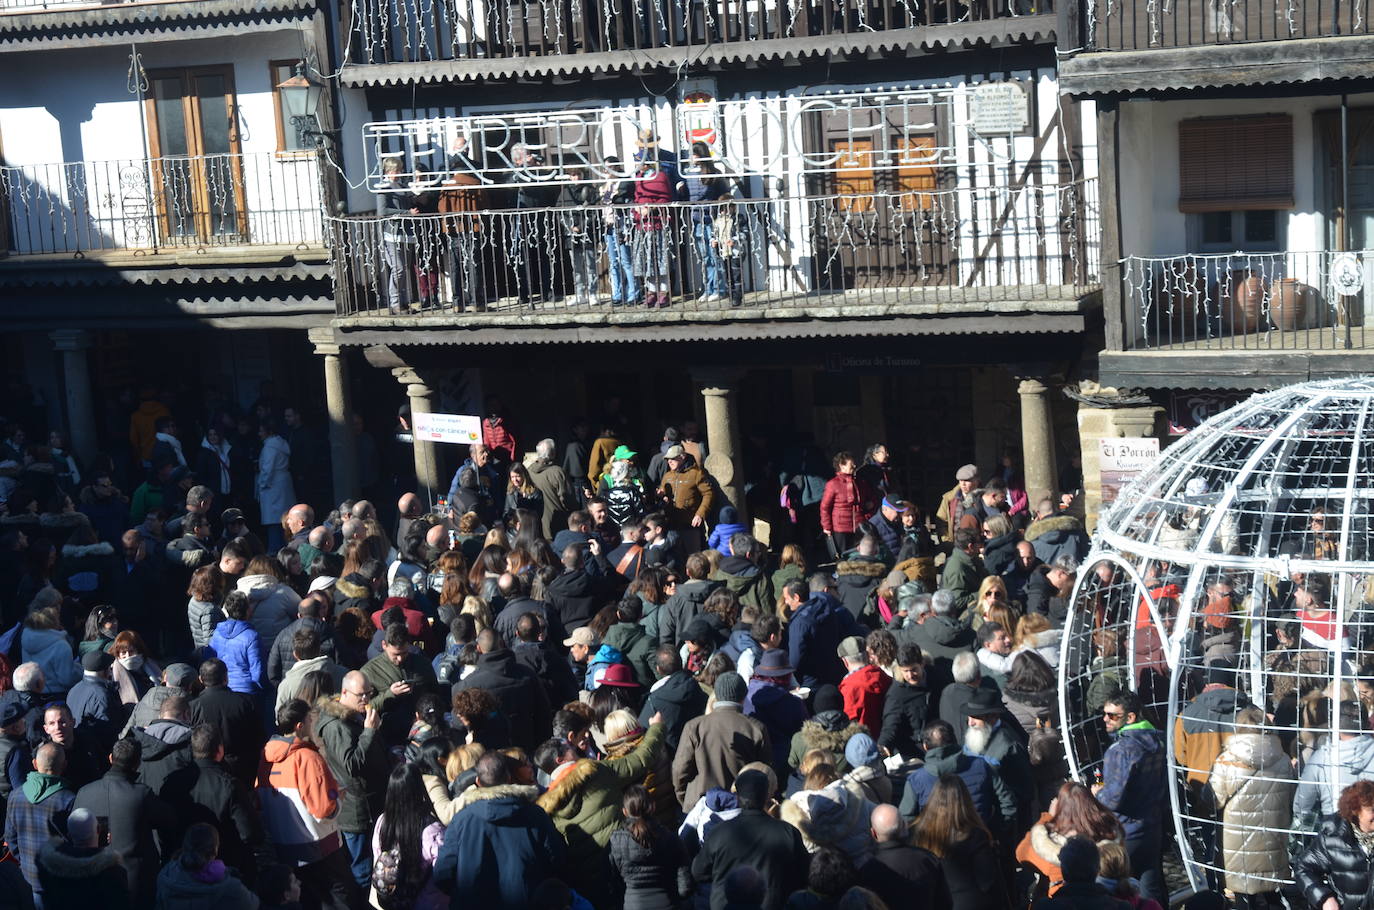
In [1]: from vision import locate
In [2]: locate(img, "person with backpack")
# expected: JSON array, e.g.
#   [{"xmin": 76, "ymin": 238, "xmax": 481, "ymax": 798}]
[{"xmin": 371, "ymin": 763, "xmax": 445, "ymax": 910}]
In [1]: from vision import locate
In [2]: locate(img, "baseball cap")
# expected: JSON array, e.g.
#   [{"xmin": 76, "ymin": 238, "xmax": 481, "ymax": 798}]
[
  {"xmin": 163, "ymin": 663, "xmax": 196, "ymax": 689},
  {"xmin": 664, "ymin": 444, "xmax": 686, "ymax": 459},
  {"xmin": 308, "ymin": 575, "xmax": 337, "ymax": 594},
  {"xmin": 563, "ymin": 627, "xmax": 598, "ymax": 648},
  {"xmin": 81, "ymin": 650, "xmax": 114, "ymax": 673},
  {"xmin": 0, "ymin": 698, "xmax": 25, "ymax": 727},
  {"xmin": 955, "ymin": 464, "xmax": 979, "ymax": 482},
  {"xmin": 612, "ymin": 445, "xmax": 638, "ymax": 461},
  {"xmin": 221, "ymin": 508, "xmax": 245, "ymax": 525},
  {"xmin": 882, "ymin": 497, "xmax": 908, "ymax": 513},
  {"xmin": 836, "ymin": 636, "xmax": 866, "ymax": 661}
]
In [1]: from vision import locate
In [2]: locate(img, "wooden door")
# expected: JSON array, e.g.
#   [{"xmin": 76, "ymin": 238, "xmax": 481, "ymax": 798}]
[{"xmin": 145, "ymin": 66, "xmax": 247, "ymax": 244}]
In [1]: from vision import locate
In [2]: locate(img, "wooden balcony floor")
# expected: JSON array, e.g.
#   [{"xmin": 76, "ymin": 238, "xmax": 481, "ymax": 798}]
[
  {"xmin": 333, "ymin": 282, "xmax": 1101, "ymax": 346},
  {"xmin": 1130, "ymin": 322, "xmax": 1374, "ymax": 353},
  {"xmin": 340, "ymin": 282, "xmax": 1098, "ymax": 324}
]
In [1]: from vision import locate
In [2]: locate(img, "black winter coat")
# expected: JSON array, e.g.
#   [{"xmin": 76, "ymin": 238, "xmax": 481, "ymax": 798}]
[
  {"xmin": 859, "ymin": 841, "xmax": 947, "ymax": 910},
  {"xmin": 638, "ymin": 670, "xmax": 707, "ymax": 752},
  {"xmin": 131, "ymin": 719, "xmax": 194, "ymax": 799},
  {"xmin": 878, "ymin": 680, "xmax": 930, "ymax": 759},
  {"xmin": 494, "ymin": 596, "xmax": 567, "ymax": 651},
  {"xmin": 453, "ymin": 649, "xmax": 552, "ymax": 751},
  {"xmin": 71, "ymin": 769, "xmax": 176, "ymax": 903},
  {"xmin": 1295, "ymin": 814, "xmax": 1374, "ymax": 910},
  {"xmin": 545, "ymin": 568, "xmax": 605, "ymax": 632},
  {"xmin": 1030, "ymin": 881, "xmax": 1131, "ymax": 910},
  {"xmin": 190, "ymin": 685, "xmax": 261, "ymax": 789},
  {"xmin": 608, "ymin": 824, "xmax": 690, "ymax": 910},
  {"xmin": 691, "ymin": 808, "xmax": 809, "ymax": 910},
  {"xmin": 941, "ymin": 827, "xmax": 1010, "ymax": 910},
  {"xmin": 982, "ymin": 531, "xmax": 1020, "ymax": 579},
  {"xmin": 36, "ymin": 840, "xmax": 129, "ymax": 910},
  {"xmin": 177, "ymin": 757, "xmax": 266, "ymax": 881}
]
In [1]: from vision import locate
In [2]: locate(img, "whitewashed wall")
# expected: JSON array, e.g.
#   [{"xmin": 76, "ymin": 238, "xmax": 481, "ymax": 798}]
[
  {"xmin": 1116, "ymin": 92, "xmax": 1374, "ymax": 260},
  {"xmin": 0, "ymin": 29, "xmax": 324, "ymax": 253}
]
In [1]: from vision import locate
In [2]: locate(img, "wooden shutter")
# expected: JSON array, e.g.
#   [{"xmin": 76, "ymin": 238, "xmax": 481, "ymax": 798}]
[{"xmin": 1179, "ymin": 115, "xmax": 1294, "ymax": 212}]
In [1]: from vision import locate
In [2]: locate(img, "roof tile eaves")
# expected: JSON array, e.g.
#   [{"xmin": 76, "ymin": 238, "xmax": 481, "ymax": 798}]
[{"xmin": 340, "ymin": 17, "xmax": 1055, "ymax": 86}]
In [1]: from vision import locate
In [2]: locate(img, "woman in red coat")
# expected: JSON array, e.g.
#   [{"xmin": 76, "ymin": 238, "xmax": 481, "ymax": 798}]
[{"xmin": 820, "ymin": 451, "xmax": 878, "ymax": 559}]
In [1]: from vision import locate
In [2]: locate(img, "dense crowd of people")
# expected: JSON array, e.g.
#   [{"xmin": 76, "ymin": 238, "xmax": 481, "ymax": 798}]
[{"xmin": 0, "ymin": 390, "xmax": 1363, "ymax": 910}]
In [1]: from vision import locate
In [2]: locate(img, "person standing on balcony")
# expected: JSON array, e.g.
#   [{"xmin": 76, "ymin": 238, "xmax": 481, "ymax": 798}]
[
  {"xmin": 600, "ymin": 157, "xmax": 638, "ymax": 307},
  {"xmin": 440, "ymin": 136, "xmax": 487, "ymax": 313},
  {"xmin": 632, "ymin": 151, "xmax": 676, "ymax": 309},
  {"xmin": 559, "ymin": 167, "xmax": 604, "ymax": 307},
  {"xmin": 376, "ymin": 156, "xmax": 417, "ymax": 315},
  {"xmin": 684, "ymin": 142, "xmax": 729, "ymax": 304},
  {"xmin": 509, "ymin": 143, "xmax": 560, "ymax": 308}
]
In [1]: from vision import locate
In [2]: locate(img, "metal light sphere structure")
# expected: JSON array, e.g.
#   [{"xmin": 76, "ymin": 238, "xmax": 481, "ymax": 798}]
[{"xmin": 1059, "ymin": 378, "xmax": 1374, "ymax": 893}]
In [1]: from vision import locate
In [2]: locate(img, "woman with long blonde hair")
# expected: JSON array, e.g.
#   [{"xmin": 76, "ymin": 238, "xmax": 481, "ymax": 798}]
[
  {"xmin": 972, "ymin": 575, "xmax": 1010, "ymax": 630},
  {"xmin": 459, "ymin": 595, "xmax": 492, "ymax": 633}
]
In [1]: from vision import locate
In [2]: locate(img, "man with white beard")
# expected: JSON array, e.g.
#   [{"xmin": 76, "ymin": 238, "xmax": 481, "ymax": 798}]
[{"xmin": 963, "ymin": 687, "xmax": 1036, "ymax": 842}]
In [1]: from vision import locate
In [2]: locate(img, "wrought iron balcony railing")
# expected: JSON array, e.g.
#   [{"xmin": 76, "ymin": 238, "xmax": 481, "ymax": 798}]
[
  {"xmin": 1123, "ymin": 250, "xmax": 1372, "ymax": 351},
  {"xmin": 0, "ymin": 152, "xmax": 325, "ymax": 257},
  {"xmin": 346, "ymin": 0, "xmax": 1051, "ymax": 65},
  {"xmin": 329, "ymin": 178, "xmax": 1098, "ymax": 318},
  {"xmin": 1077, "ymin": 0, "xmax": 1370, "ymax": 52}
]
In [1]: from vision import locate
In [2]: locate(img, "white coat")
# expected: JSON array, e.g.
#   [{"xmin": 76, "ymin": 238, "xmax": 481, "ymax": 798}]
[{"xmin": 256, "ymin": 434, "xmax": 294, "ymax": 526}]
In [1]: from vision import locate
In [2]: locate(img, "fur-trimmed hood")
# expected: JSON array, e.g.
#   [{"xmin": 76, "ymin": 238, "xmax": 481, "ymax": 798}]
[
  {"xmin": 316, "ymin": 696, "xmax": 361, "ymax": 723},
  {"xmin": 63, "ymin": 541, "xmax": 114, "ymax": 558},
  {"xmin": 334, "ymin": 576, "xmax": 371, "ymax": 600},
  {"xmin": 36, "ymin": 838, "xmax": 123, "ymax": 879},
  {"xmin": 463, "ymin": 783, "xmax": 541, "ymax": 806},
  {"xmin": 536, "ymin": 759, "xmax": 601, "ymax": 816},
  {"xmin": 836, "ymin": 557, "xmax": 887, "ymax": 579},
  {"xmin": 1024, "ymin": 514, "xmax": 1085, "ymax": 543},
  {"xmin": 40, "ymin": 511, "xmax": 91, "ymax": 529},
  {"xmin": 799, "ymin": 714, "xmax": 867, "ymax": 755},
  {"xmin": 1028, "ymin": 821, "xmax": 1118, "ymax": 866}
]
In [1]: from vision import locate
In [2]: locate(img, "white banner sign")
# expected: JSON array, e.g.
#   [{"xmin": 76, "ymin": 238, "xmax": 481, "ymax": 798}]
[
  {"xmin": 1099, "ymin": 437, "xmax": 1160, "ymax": 504},
  {"xmin": 413, "ymin": 411, "xmax": 482, "ymax": 445}
]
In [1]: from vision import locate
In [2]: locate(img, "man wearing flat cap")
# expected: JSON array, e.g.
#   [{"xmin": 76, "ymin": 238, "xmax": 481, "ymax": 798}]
[{"xmin": 936, "ymin": 463, "xmax": 980, "ymax": 542}]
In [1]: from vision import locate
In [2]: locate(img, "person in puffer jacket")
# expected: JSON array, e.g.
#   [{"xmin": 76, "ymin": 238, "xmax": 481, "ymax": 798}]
[
  {"xmin": 236, "ymin": 556, "xmax": 297, "ymax": 665},
  {"xmin": 208, "ymin": 591, "xmax": 262, "ymax": 694},
  {"xmin": 706, "ymin": 506, "xmax": 747, "ymax": 556},
  {"xmin": 1210, "ymin": 705, "xmax": 1295, "ymax": 904},
  {"xmin": 1294, "ymin": 779, "xmax": 1374, "ymax": 910},
  {"xmin": 899, "ymin": 720, "xmax": 999, "ymax": 829},
  {"xmin": 1094, "ymin": 691, "xmax": 1167, "ymax": 906},
  {"xmin": 781, "ymin": 780, "xmax": 875, "ymax": 867},
  {"xmin": 1294, "ymin": 698, "xmax": 1374, "ymax": 824},
  {"xmin": 257, "ymin": 699, "xmax": 359, "ymax": 908}
]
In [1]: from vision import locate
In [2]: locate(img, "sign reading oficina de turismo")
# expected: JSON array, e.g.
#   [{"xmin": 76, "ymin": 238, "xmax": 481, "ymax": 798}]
[{"xmin": 413, "ymin": 411, "xmax": 482, "ymax": 444}]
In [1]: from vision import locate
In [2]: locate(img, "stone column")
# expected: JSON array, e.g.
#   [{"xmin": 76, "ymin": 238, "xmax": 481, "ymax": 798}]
[
  {"xmin": 49, "ymin": 330, "xmax": 98, "ymax": 466},
  {"xmin": 1078, "ymin": 400, "xmax": 1164, "ymax": 533},
  {"xmin": 693, "ymin": 368, "xmax": 747, "ymax": 524},
  {"xmin": 311, "ymin": 332, "xmax": 359, "ymax": 505},
  {"xmin": 1018, "ymin": 377, "xmax": 1057, "ymax": 506},
  {"xmin": 393, "ymin": 368, "xmax": 442, "ymax": 502}
]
